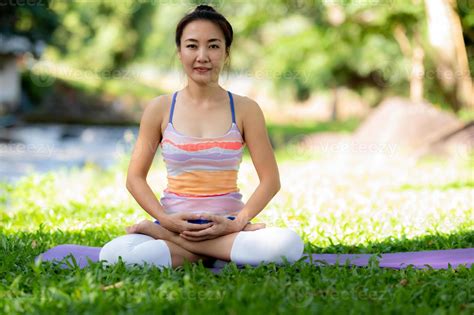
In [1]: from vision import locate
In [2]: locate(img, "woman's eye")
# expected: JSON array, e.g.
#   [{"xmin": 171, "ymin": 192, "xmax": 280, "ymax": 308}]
[{"xmin": 186, "ymin": 44, "xmax": 219, "ymax": 49}]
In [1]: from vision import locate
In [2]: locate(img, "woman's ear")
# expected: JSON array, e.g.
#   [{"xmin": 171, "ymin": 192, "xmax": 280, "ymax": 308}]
[{"xmin": 177, "ymin": 47, "xmax": 182, "ymax": 61}]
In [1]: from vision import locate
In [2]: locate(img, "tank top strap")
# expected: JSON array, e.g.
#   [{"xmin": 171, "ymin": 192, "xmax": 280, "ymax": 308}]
[
  {"xmin": 227, "ymin": 90, "xmax": 236, "ymax": 124},
  {"xmin": 169, "ymin": 91, "xmax": 178, "ymax": 124}
]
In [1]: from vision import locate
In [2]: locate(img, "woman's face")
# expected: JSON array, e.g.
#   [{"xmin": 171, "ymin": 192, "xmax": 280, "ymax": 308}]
[{"xmin": 178, "ymin": 19, "xmax": 228, "ymax": 87}]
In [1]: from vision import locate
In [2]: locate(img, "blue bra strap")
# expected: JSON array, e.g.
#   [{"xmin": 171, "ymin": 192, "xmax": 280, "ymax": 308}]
[
  {"xmin": 169, "ymin": 91, "xmax": 177, "ymax": 123},
  {"xmin": 227, "ymin": 90, "xmax": 236, "ymax": 124},
  {"xmin": 172, "ymin": 90, "xmax": 234, "ymax": 124}
]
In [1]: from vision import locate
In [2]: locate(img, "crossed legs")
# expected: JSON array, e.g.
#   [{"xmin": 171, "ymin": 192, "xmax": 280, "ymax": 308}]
[
  {"xmin": 126, "ymin": 220, "xmax": 250, "ymax": 263},
  {"xmin": 100, "ymin": 220, "xmax": 305, "ymax": 269}
]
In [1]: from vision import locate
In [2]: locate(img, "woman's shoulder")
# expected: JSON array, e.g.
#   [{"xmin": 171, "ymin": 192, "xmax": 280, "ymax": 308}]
[
  {"xmin": 145, "ymin": 93, "xmax": 173, "ymax": 110},
  {"xmin": 141, "ymin": 94, "xmax": 173, "ymax": 119},
  {"xmin": 231, "ymin": 93, "xmax": 266, "ymax": 140},
  {"xmin": 231, "ymin": 93, "xmax": 262, "ymax": 117}
]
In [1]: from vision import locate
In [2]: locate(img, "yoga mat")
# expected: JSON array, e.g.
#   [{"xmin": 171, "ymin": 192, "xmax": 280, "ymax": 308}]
[{"xmin": 35, "ymin": 245, "xmax": 474, "ymax": 273}]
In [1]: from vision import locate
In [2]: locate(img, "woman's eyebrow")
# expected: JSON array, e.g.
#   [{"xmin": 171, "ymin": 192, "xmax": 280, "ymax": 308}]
[{"xmin": 184, "ymin": 38, "xmax": 221, "ymax": 42}]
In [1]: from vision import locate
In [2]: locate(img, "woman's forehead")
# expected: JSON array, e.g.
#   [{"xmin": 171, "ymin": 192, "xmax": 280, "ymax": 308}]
[{"xmin": 182, "ymin": 20, "xmax": 224, "ymax": 41}]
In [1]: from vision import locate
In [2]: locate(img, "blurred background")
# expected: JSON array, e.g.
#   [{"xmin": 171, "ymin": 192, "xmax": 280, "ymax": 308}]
[{"xmin": 0, "ymin": 0, "xmax": 473, "ymax": 182}]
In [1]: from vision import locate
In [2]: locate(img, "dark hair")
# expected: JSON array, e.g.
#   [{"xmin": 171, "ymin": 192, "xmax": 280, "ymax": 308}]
[{"xmin": 175, "ymin": 4, "xmax": 233, "ymax": 68}]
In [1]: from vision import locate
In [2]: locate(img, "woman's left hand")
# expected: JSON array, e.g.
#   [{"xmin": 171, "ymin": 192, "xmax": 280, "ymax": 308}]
[{"xmin": 179, "ymin": 214, "xmax": 241, "ymax": 241}]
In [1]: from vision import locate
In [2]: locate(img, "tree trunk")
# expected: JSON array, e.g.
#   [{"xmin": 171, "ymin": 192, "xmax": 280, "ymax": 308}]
[
  {"xmin": 424, "ymin": 0, "xmax": 474, "ymax": 111},
  {"xmin": 393, "ymin": 25, "xmax": 425, "ymax": 104}
]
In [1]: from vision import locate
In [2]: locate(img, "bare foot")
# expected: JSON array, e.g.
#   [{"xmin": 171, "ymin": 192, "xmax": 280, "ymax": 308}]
[
  {"xmin": 242, "ymin": 222, "xmax": 266, "ymax": 231},
  {"xmin": 125, "ymin": 219, "xmax": 177, "ymax": 240}
]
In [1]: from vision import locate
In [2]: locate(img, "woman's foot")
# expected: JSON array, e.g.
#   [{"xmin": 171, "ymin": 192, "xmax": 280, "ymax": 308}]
[
  {"xmin": 242, "ymin": 222, "xmax": 266, "ymax": 231},
  {"xmin": 125, "ymin": 219, "xmax": 177, "ymax": 240}
]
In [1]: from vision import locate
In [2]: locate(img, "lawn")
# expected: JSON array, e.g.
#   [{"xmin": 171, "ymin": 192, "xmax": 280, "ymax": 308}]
[{"xmin": 1, "ymin": 146, "xmax": 473, "ymax": 314}]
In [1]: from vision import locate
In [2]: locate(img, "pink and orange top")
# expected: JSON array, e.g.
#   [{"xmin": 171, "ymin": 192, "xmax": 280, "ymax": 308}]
[{"xmin": 159, "ymin": 90, "xmax": 246, "ymax": 217}]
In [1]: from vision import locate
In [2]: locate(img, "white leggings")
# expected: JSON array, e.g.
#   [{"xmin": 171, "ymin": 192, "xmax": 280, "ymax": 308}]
[{"xmin": 99, "ymin": 227, "xmax": 305, "ymax": 269}]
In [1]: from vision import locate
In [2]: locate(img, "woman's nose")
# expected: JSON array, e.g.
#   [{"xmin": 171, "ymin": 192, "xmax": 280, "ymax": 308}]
[{"xmin": 197, "ymin": 48, "xmax": 209, "ymax": 61}]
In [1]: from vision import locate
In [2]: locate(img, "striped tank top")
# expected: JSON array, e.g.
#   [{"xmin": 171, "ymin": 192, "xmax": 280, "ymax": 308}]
[{"xmin": 159, "ymin": 90, "xmax": 246, "ymax": 217}]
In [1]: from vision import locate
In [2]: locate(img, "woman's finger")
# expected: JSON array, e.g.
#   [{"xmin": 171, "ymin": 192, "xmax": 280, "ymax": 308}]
[
  {"xmin": 201, "ymin": 213, "xmax": 223, "ymax": 222},
  {"xmin": 183, "ymin": 224, "xmax": 217, "ymax": 237},
  {"xmin": 185, "ymin": 222, "xmax": 213, "ymax": 231},
  {"xmin": 181, "ymin": 213, "xmax": 208, "ymax": 221}
]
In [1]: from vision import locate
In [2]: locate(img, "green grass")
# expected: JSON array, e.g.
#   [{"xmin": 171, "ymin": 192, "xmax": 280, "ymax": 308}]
[
  {"xmin": 267, "ymin": 118, "xmax": 360, "ymax": 150},
  {"xmin": 1, "ymin": 148, "xmax": 473, "ymax": 314},
  {"xmin": 397, "ymin": 181, "xmax": 474, "ymax": 191}
]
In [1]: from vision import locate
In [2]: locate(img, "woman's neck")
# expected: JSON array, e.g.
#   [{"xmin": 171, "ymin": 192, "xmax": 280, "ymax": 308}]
[{"xmin": 184, "ymin": 81, "xmax": 226, "ymax": 104}]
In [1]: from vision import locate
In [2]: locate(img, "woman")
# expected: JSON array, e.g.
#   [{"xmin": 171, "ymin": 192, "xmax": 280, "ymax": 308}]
[{"xmin": 99, "ymin": 4, "xmax": 304, "ymax": 269}]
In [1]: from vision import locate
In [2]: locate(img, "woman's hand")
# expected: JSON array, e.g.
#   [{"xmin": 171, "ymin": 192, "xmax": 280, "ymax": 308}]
[
  {"xmin": 179, "ymin": 213, "xmax": 244, "ymax": 241},
  {"xmin": 158, "ymin": 213, "xmax": 214, "ymax": 234}
]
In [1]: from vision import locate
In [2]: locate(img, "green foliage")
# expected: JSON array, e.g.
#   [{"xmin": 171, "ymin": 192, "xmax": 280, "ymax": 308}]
[
  {"xmin": 258, "ymin": 0, "xmax": 426, "ymax": 101},
  {"xmin": 0, "ymin": 0, "xmax": 59, "ymax": 56},
  {"xmin": 457, "ymin": 0, "xmax": 474, "ymax": 74},
  {"xmin": 5, "ymin": 1, "xmax": 473, "ymax": 121},
  {"xmin": 47, "ymin": 0, "xmax": 158, "ymax": 71}
]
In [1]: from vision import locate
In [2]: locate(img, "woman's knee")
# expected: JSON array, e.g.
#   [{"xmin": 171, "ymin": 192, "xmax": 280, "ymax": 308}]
[
  {"xmin": 264, "ymin": 227, "xmax": 304, "ymax": 263},
  {"xmin": 274, "ymin": 228, "xmax": 305, "ymax": 261},
  {"xmin": 100, "ymin": 234, "xmax": 172, "ymax": 269},
  {"xmin": 230, "ymin": 227, "xmax": 305, "ymax": 265}
]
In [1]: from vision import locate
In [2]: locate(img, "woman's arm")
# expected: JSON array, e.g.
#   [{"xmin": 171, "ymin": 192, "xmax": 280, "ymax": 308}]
[
  {"xmin": 231, "ymin": 98, "xmax": 281, "ymax": 231},
  {"xmin": 125, "ymin": 96, "xmax": 168, "ymax": 222}
]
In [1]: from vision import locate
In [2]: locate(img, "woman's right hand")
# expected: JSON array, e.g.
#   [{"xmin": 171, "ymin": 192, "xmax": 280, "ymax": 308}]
[{"xmin": 158, "ymin": 213, "xmax": 214, "ymax": 234}]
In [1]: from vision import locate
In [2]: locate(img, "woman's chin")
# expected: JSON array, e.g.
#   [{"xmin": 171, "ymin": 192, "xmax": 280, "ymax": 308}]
[{"xmin": 191, "ymin": 77, "xmax": 218, "ymax": 86}]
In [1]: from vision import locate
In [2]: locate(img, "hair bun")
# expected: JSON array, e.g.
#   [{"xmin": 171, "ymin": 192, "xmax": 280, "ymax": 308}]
[{"xmin": 195, "ymin": 4, "xmax": 216, "ymax": 13}]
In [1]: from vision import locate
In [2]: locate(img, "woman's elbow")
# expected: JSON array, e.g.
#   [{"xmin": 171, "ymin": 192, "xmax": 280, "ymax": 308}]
[
  {"xmin": 125, "ymin": 178, "xmax": 134, "ymax": 191},
  {"xmin": 125, "ymin": 176, "xmax": 142, "ymax": 191},
  {"xmin": 274, "ymin": 180, "xmax": 281, "ymax": 193},
  {"xmin": 264, "ymin": 177, "xmax": 280, "ymax": 194}
]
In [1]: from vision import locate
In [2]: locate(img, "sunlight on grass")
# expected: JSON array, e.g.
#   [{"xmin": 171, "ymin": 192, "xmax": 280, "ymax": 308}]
[{"xmin": 2, "ymin": 149, "xmax": 472, "ymax": 253}]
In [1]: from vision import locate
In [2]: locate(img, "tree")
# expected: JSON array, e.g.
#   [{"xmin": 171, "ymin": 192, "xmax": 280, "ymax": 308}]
[
  {"xmin": 0, "ymin": 0, "xmax": 58, "ymax": 118},
  {"xmin": 424, "ymin": 0, "xmax": 473, "ymax": 111}
]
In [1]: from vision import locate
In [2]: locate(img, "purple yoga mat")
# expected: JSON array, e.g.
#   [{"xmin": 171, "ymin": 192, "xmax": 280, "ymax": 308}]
[{"xmin": 35, "ymin": 245, "xmax": 474, "ymax": 273}]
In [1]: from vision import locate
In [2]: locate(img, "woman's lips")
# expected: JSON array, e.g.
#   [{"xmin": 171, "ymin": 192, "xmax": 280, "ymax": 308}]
[{"xmin": 194, "ymin": 67, "xmax": 211, "ymax": 73}]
